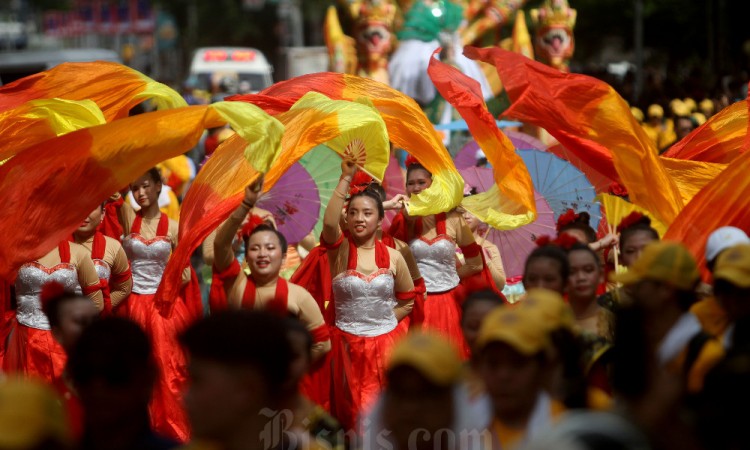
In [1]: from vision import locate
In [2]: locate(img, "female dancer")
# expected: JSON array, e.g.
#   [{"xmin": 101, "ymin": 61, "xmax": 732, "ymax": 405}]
[
  {"xmin": 72, "ymin": 205, "xmax": 132, "ymax": 315},
  {"xmin": 115, "ymin": 167, "xmax": 198, "ymax": 442},
  {"xmin": 323, "ymin": 161, "xmax": 415, "ymax": 430},
  {"xmin": 212, "ymin": 181, "xmax": 331, "ymax": 361},
  {"xmin": 567, "ymin": 243, "xmax": 605, "ymax": 336},
  {"xmin": 5, "ymin": 241, "xmax": 102, "ymax": 381},
  {"xmin": 389, "ymin": 158, "xmax": 483, "ymax": 355}
]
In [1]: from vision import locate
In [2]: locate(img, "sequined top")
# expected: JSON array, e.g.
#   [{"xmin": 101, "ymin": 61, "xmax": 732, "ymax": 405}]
[
  {"xmin": 122, "ymin": 235, "xmax": 172, "ymax": 294},
  {"xmin": 409, "ymin": 237, "xmax": 460, "ymax": 293},
  {"xmin": 332, "ymin": 269, "xmax": 398, "ymax": 337},
  {"xmin": 15, "ymin": 263, "xmax": 81, "ymax": 330},
  {"xmin": 93, "ymin": 260, "xmax": 111, "ymax": 282}
]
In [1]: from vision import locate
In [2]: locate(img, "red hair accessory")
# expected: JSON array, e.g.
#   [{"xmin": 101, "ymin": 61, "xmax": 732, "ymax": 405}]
[
  {"xmin": 40, "ymin": 281, "xmax": 66, "ymax": 307},
  {"xmin": 405, "ymin": 155, "xmax": 420, "ymax": 167},
  {"xmin": 616, "ymin": 212, "xmax": 650, "ymax": 233},
  {"xmin": 608, "ymin": 182, "xmax": 628, "ymax": 197},
  {"xmin": 534, "ymin": 235, "xmax": 553, "ymax": 247},
  {"xmin": 240, "ymin": 215, "xmax": 266, "ymax": 239},
  {"xmin": 556, "ymin": 209, "xmax": 578, "ymax": 231},
  {"xmin": 555, "ymin": 233, "xmax": 579, "ymax": 250},
  {"xmin": 349, "ymin": 171, "xmax": 373, "ymax": 196}
]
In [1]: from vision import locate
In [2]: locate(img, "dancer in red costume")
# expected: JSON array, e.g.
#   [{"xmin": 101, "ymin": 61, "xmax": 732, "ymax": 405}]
[
  {"xmin": 212, "ymin": 180, "xmax": 331, "ymax": 361},
  {"xmin": 72, "ymin": 205, "xmax": 132, "ymax": 315},
  {"xmin": 389, "ymin": 158, "xmax": 484, "ymax": 357},
  {"xmin": 323, "ymin": 161, "xmax": 416, "ymax": 431},
  {"xmin": 114, "ymin": 167, "xmax": 197, "ymax": 442},
  {"xmin": 4, "ymin": 242, "xmax": 102, "ymax": 382}
]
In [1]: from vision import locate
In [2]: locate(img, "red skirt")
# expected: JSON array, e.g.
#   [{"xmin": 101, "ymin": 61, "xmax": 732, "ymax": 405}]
[
  {"xmin": 122, "ymin": 291, "xmax": 191, "ymax": 443},
  {"xmin": 3, "ymin": 320, "xmax": 66, "ymax": 383},
  {"xmin": 329, "ymin": 325, "xmax": 407, "ymax": 432},
  {"xmin": 422, "ymin": 290, "xmax": 470, "ymax": 359}
]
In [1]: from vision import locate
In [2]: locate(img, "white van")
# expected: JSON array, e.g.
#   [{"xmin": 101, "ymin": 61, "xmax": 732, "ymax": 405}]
[
  {"xmin": 188, "ymin": 47, "xmax": 273, "ymax": 95},
  {"xmin": 0, "ymin": 48, "xmax": 120, "ymax": 85}
]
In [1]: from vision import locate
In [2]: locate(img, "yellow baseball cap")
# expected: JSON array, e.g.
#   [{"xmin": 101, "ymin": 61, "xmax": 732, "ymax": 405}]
[
  {"xmin": 611, "ymin": 241, "xmax": 700, "ymax": 290},
  {"xmin": 647, "ymin": 104, "xmax": 664, "ymax": 118},
  {"xmin": 519, "ymin": 288, "xmax": 577, "ymax": 333},
  {"xmin": 692, "ymin": 112, "xmax": 707, "ymax": 126},
  {"xmin": 0, "ymin": 379, "xmax": 71, "ymax": 448},
  {"xmin": 671, "ymin": 99, "xmax": 690, "ymax": 117},
  {"xmin": 683, "ymin": 97, "xmax": 697, "ymax": 113},
  {"xmin": 630, "ymin": 107, "xmax": 644, "ymax": 123},
  {"xmin": 476, "ymin": 306, "xmax": 550, "ymax": 356},
  {"xmin": 714, "ymin": 244, "xmax": 750, "ymax": 289},
  {"xmin": 388, "ymin": 332, "xmax": 462, "ymax": 386},
  {"xmin": 699, "ymin": 98, "xmax": 714, "ymax": 115}
]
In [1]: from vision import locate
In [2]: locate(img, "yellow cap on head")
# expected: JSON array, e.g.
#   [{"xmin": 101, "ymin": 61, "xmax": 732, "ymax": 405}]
[
  {"xmin": 683, "ymin": 98, "xmax": 697, "ymax": 113},
  {"xmin": 519, "ymin": 288, "xmax": 577, "ymax": 333},
  {"xmin": 611, "ymin": 241, "xmax": 699, "ymax": 290},
  {"xmin": 0, "ymin": 379, "xmax": 70, "ymax": 448},
  {"xmin": 476, "ymin": 306, "xmax": 550, "ymax": 356},
  {"xmin": 388, "ymin": 332, "xmax": 463, "ymax": 386},
  {"xmin": 647, "ymin": 104, "xmax": 664, "ymax": 118},
  {"xmin": 714, "ymin": 244, "xmax": 750, "ymax": 289},
  {"xmin": 691, "ymin": 112, "xmax": 707, "ymax": 126},
  {"xmin": 630, "ymin": 107, "xmax": 644, "ymax": 123},
  {"xmin": 699, "ymin": 99, "xmax": 714, "ymax": 115},
  {"xmin": 671, "ymin": 99, "xmax": 690, "ymax": 117}
]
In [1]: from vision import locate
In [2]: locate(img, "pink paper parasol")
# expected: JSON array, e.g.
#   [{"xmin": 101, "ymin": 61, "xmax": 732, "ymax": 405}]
[
  {"xmin": 382, "ymin": 154, "xmax": 405, "ymax": 230},
  {"xmin": 256, "ymin": 163, "xmax": 321, "ymax": 244},
  {"xmin": 460, "ymin": 167, "xmax": 556, "ymax": 279},
  {"xmin": 454, "ymin": 130, "xmax": 548, "ymax": 169}
]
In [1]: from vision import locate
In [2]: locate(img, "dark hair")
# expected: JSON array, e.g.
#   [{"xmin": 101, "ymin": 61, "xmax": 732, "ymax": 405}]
[
  {"xmin": 406, "ymin": 161, "xmax": 432, "ymax": 182},
  {"xmin": 145, "ymin": 167, "xmax": 162, "ymax": 185},
  {"xmin": 619, "ymin": 219, "xmax": 659, "ymax": 250},
  {"xmin": 523, "ymin": 245, "xmax": 571, "ymax": 284},
  {"xmin": 568, "ymin": 242, "xmax": 602, "ymax": 268},
  {"xmin": 549, "ymin": 328, "xmax": 588, "ymax": 409},
  {"xmin": 348, "ymin": 189, "xmax": 385, "ymax": 219},
  {"xmin": 68, "ymin": 317, "xmax": 154, "ymax": 388},
  {"xmin": 180, "ymin": 310, "xmax": 293, "ymax": 396},
  {"xmin": 246, "ymin": 224, "xmax": 288, "ymax": 254},
  {"xmin": 461, "ymin": 290, "xmax": 504, "ymax": 324},
  {"xmin": 366, "ymin": 182, "xmax": 387, "ymax": 202},
  {"xmin": 285, "ymin": 317, "xmax": 312, "ymax": 356},
  {"xmin": 676, "ymin": 288, "xmax": 699, "ymax": 312},
  {"xmin": 42, "ymin": 291, "xmax": 90, "ymax": 329},
  {"xmin": 559, "ymin": 212, "xmax": 597, "ymax": 244}
]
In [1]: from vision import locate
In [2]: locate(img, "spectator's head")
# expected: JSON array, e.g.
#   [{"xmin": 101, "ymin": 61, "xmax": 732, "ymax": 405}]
[
  {"xmin": 713, "ymin": 244, "xmax": 750, "ymax": 322},
  {"xmin": 475, "ymin": 307, "xmax": 550, "ymax": 423},
  {"xmin": 382, "ymin": 332, "xmax": 462, "ymax": 450},
  {"xmin": 0, "ymin": 380, "xmax": 71, "ymax": 450},
  {"xmin": 705, "ymin": 226, "xmax": 750, "ymax": 272},
  {"xmin": 68, "ymin": 318, "xmax": 155, "ymax": 430},
  {"xmin": 180, "ymin": 311, "xmax": 293, "ymax": 443},
  {"xmin": 284, "ymin": 318, "xmax": 312, "ymax": 388},
  {"xmin": 41, "ymin": 282, "xmax": 99, "ymax": 354}
]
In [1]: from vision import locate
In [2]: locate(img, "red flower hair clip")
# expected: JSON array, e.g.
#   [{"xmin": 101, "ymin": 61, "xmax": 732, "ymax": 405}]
[
  {"xmin": 40, "ymin": 281, "xmax": 66, "ymax": 307},
  {"xmin": 349, "ymin": 171, "xmax": 373, "ymax": 196},
  {"xmin": 616, "ymin": 212, "xmax": 650, "ymax": 233},
  {"xmin": 240, "ymin": 214, "xmax": 267, "ymax": 239},
  {"xmin": 555, "ymin": 233, "xmax": 580, "ymax": 250},
  {"xmin": 534, "ymin": 235, "xmax": 553, "ymax": 247},
  {"xmin": 405, "ymin": 155, "xmax": 420, "ymax": 167},
  {"xmin": 608, "ymin": 182, "xmax": 628, "ymax": 197},
  {"xmin": 556, "ymin": 209, "xmax": 578, "ymax": 231}
]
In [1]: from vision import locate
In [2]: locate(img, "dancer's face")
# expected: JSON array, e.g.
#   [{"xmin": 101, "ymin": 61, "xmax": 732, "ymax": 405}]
[
  {"xmin": 406, "ymin": 168, "xmax": 432, "ymax": 196},
  {"xmin": 130, "ymin": 174, "xmax": 161, "ymax": 209},
  {"xmin": 77, "ymin": 206, "xmax": 104, "ymax": 235},
  {"xmin": 246, "ymin": 230, "xmax": 285, "ymax": 280},
  {"xmin": 346, "ymin": 196, "xmax": 382, "ymax": 242}
]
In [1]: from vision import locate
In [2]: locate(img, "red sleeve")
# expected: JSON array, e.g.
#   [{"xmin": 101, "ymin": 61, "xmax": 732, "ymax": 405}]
[{"xmin": 309, "ymin": 323, "xmax": 331, "ymax": 343}]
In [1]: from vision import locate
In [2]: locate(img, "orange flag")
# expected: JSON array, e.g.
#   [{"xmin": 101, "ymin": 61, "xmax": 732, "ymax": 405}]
[
  {"xmin": 664, "ymin": 149, "xmax": 750, "ymax": 273},
  {"xmin": 232, "ymin": 72, "xmax": 465, "ymax": 216},
  {"xmin": 663, "ymin": 95, "xmax": 749, "ymax": 164},
  {"xmin": 0, "ymin": 61, "xmax": 185, "ymax": 121},
  {"xmin": 466, "ymin": 46, "xmax": 682, "ymax": 225},
  {"xmin": 427, "ymin": 49, "xmax": 535, "ymax": 229},
  {"xmin": 0, "ymin": 102, "xmax": 282, "ymax": 278}
]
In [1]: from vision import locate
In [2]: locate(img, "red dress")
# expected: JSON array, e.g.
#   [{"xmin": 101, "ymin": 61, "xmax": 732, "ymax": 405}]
[
  {"xmin": 327, "ymin": 237, "xmax": 413, "ymax": 431},
  {"xmin": 121, "ymin": 213, "xmax": 192, "ymax": 442},
  {"xmin": 4, "ymin": 242, "xmax": 97, "ymax": 382}
]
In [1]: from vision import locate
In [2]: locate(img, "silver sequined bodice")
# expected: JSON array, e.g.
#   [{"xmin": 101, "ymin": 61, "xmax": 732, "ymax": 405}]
[
  {"xmin": 332, "ymin": 270, "xmax": 398, "ymax": 337},
  {"xmin": 15, "ymin": 263, "xmax": 82, "ymax": 330},
  {"xmin": 122, "ymin": 234, "xmax": 171, "ymax": 294},
  {"xmin": 93, "ymin": 259, "xmax": 111, "ymax": 282},
  {"xmin": 409, "ymin": 237, "xmax": 460, "ymax": 293}
]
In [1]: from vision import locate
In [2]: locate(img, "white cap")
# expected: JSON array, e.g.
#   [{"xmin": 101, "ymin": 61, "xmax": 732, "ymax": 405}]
[
  {"xmin": 475, "ymin": 149, "xmax": 486, "ymax": 160},
  {"xmin": 705, "ymin": 226, "xmax": 750, "ymax": 262}
]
